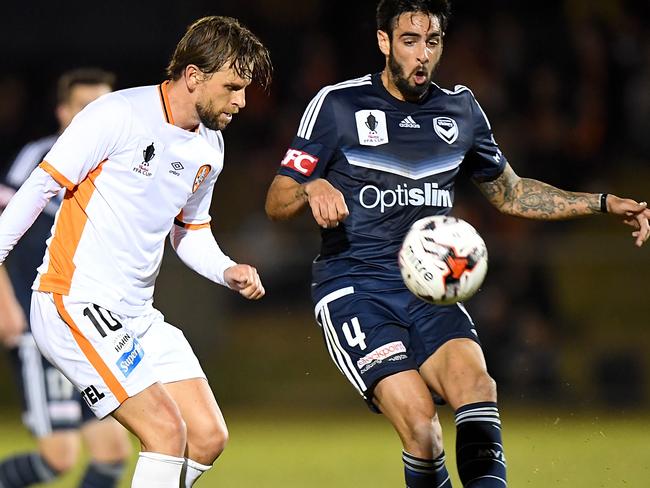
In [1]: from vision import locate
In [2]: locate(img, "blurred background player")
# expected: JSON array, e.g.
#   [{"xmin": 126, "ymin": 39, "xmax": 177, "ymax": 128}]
[
  {"xmin": 0, "ymin": 16, "xmax": 271, "ymax": 488},
  {"xmin": 265, "ymin": 0, "xmax": 650, "ymax": 487},
  {"xmin": 0, "ymin": 68, "xmax": 131, "ymax": 488}
]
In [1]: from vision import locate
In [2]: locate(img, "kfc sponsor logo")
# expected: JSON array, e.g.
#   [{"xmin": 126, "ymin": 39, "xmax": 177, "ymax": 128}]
[
  {"xmin": 281, "ymin": 149, "xmax": 319, "ymax": 176},
  {"xmin": 357, "ymin": 341, "xmax": 407, "ymax": 368}
]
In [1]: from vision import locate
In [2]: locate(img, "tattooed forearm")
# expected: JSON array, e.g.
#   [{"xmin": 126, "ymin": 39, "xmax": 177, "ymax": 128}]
[
  {"xmin": 265, "ymin": 175, "xmax": 309, "ymax": 221},
  {"xmin": 511, "ymin": 179, "xmax": 600, "ymax": 219},
  {"xmin": 477, "ymin": 164, "xmax": 601, "ymax": 220}
]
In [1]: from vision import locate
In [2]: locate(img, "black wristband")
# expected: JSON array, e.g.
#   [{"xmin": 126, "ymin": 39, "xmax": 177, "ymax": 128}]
[{"xmin": 600, "ymin": 193, "xmax": 608, "ymax": 213}]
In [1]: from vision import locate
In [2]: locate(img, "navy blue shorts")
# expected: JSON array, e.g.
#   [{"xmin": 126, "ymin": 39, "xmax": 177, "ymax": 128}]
[
  {"xmin": 9, "ymin": 333, "xmax": 95, "ymax": 437},
  {"xmin": 312, "ymin": 280, "xmax": 480, "ymax": 410}
]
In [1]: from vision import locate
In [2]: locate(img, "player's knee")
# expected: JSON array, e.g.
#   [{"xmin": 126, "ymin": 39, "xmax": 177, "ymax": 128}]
[
  {"xmin": 84, "ymin": 420, "xmax": 132, "ymax": 463},
  {"xmin": 400, "ymin": 409, "xmax": 443, "ymax": 457},
  {"xmin": 99, "ymin": 429, "xmax": 132, "ymax": 462},
  {"xmin": 473, "ymin": 373, "xmax": 497, "ymax": 401},
  {"xmin": 40, "ymin": 444, "xmax": 79, "ymax": 474},
  {"xmin": 142, "ymin": 408, "xmax": 187, "ymax": 456},
  {"xmin": 444, "ymin": 368, "xmax": 497, "ymax": 406},
  {"xmin": 189, "ymin": 421, "xmax": 229, "ymax": 464}
]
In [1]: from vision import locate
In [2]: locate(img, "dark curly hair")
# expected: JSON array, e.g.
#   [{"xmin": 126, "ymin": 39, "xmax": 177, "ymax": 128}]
[{"xmin": 377, "ymin": 0, "xmax": 451, "ymax": 38}]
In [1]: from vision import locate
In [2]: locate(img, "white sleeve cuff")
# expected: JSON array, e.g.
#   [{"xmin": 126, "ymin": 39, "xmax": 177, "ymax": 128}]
[{"xmin": 169, "ymin": 225, "xmax": 237, "ymax": 287}]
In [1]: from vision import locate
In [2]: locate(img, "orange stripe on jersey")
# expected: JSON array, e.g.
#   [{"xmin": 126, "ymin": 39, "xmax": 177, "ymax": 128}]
[
  {"xmin": 38, "ymin": 161, "xmax": 106, "ymax": 295},
  {"xmin": 40, "ymin": 161, "xmax": 76, "ymax": 191},
  {"xmin": 174, "ymin": 210, "xmax": 211, "ymax": 229},
  {"xmin": 158, "ymin": 81, "xmax": 175, "ymax": 125},
  {"xmin": 173, "ymin": 218, "xmax": 211, "ymax": 230},
  {"xmin": 53, "ymin": 294, "xmax": 128, "ymax": 403}
]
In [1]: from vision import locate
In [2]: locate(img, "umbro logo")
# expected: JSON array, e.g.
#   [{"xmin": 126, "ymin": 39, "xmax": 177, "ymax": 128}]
[
  {"xmin": 399, "ymin": 116, "xmax": 420, "ymax": 129},
  {"xmin": 169, "ymin": 161, "xmax": 184, "ymax": 176}
]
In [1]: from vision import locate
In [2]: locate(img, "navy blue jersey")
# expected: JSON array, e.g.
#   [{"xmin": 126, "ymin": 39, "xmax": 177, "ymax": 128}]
[
  {"xmin": 1, "ymin": 135, "xmax": 63, "ymax": 316},
  {"xmin": 278, "ymin": 73, "xmax": 506, "ymax": 288}
]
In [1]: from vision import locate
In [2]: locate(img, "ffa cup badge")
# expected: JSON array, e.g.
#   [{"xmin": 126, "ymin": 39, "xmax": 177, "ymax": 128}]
[{"xmin": 355, "ymin": 110, "xmax": 389, "ymax": 146}]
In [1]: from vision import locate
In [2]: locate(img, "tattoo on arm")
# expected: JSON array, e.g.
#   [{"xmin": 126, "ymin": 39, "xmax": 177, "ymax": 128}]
[{"xmin": 477, "ymin": 164, "xmax": 600, "ymax": 220}]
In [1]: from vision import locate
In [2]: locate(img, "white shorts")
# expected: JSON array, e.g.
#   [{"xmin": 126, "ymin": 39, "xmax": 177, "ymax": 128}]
[{"xmin": 30, "ymin": 291, "xmax": 206, "ymax": 419}]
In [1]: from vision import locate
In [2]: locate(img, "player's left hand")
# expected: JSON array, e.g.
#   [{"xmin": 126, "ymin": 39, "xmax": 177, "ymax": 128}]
[
  {"xmin": 606, "ymin": 196, "xmax": 650, "ymax": 247},
  {"xmin": 224, "ymin": 264, "xmax": 265, "ymax": 300}
]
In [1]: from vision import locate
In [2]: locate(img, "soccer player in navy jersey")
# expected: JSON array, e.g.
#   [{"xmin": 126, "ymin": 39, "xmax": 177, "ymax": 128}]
[{"xmin": 265, "ymin": 0, "xmax": 650, "ymax": 486}]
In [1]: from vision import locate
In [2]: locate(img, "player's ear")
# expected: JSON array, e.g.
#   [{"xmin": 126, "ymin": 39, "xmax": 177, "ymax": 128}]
[
  {"xmin": 184, "ymin": 64, "xmax": 203, "ymax": 92},
  {"xmin": 377, "ymin": 30, "xmax": 390, "ymax": 57}
]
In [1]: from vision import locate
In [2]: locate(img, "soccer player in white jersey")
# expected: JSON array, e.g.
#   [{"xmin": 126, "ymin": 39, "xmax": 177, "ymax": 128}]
[
  {"xmin": 0, "ymin": 68, "xmax": 131, "ymax": 488},
  {"xmin": 0, "ymin": 16, "xmax": 272, "ymax": 488}
]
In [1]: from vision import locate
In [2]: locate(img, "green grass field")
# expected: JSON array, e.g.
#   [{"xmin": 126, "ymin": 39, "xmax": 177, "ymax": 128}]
[{"xmin": 1, "ymin": 408, "xmax": 648, "ymax": 487}]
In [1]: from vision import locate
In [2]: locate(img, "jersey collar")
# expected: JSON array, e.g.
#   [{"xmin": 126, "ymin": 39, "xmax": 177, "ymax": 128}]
[
  {"xmin": 158, "ymin": 80, "xmax": 176, "ymax": 125},
  {"xmin": 372, "ymin": 72, "xmax": 435, "ymax": 113}
]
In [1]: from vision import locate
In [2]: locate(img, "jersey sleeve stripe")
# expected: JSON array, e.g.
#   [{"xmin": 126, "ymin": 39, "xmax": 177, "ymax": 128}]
[
  {"xmin": 158, "ymin": 81, "xmax": 175, "ymax": 125},
  {"xmin": 39, "ymin": 161, "xmax": 76, "ymax": 191},
  {"xmin": 7, "ymin": 137, "xmax": 55, "ymax": 188},
  {"xmin": 53, "ymin": 294, "xmax": 128, "ymax": 403},
  {"xmin": 173, "ymin": 218, "xmax": 211, "ymax": 230},
  {"xmin": 297, "ymin": 75, "xmax": 372, "ymax": 140},
  {"xmin": 38, "ymin": 161, "xmax": 106, "ymax": 296}
]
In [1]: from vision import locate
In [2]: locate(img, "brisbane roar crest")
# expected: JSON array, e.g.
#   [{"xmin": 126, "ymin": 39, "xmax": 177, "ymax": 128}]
[{"xmin": 192, "ymin": 164, "xmax": 212, "ymax": 193}]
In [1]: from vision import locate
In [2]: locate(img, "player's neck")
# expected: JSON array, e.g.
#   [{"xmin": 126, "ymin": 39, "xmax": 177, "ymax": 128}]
[
  {"xmin": 165, "ymin": 79, "xmax": 202, "ymax": 131},
  {"xmin": 380, "ymin": 70, "xmax": 404, "ymax": 101}
]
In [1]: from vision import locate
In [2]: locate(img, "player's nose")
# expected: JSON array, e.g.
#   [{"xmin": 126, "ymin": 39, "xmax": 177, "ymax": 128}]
[
  {"xmin": 232, "ymin": 88, "xmax": 246, "ymax": 109},
  {"xmin": 417, "ymin": 42, "xmax": 430, "ymax": 63}
]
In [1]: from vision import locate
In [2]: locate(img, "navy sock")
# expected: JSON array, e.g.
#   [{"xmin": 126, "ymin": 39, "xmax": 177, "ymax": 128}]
[
  {"xmin": 79, "ymin": 461, "xmax": 125, "ymax": 488},
  {"xmin": 455, "ymin": 402, "xmax": 507, "ymax": 487},
  {"xmin": 403, "ymin": 450, "xmax": 452, "ymax": 488},
  {"xmin": 0, "ymin": 452, "xmax": 58, "ymax": 487}
]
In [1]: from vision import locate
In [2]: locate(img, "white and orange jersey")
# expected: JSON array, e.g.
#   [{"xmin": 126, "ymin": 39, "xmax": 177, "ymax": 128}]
[{"xmin": 34, "ymin": 81, "xmax": 224, "ymax": 315}]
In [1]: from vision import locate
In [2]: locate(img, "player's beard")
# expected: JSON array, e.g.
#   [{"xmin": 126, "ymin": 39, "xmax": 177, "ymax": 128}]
[
  {"xmin": 196, "ymin": 101, "xmax": 230, "ymax": 131},
  {"xmin": 388, "ymin": 52, "xmax": 434, "ymax": 102}
]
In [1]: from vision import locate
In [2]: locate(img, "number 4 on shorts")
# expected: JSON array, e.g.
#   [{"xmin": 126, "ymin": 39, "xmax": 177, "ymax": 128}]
[{"xmin": 342, "ymin": 317, "xmax": 367, "ymax": 350}]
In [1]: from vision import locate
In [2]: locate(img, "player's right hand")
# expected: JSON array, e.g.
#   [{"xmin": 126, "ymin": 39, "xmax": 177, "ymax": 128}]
[
  {"xmin": 224, "ymin": 264, "xmax": 265, "ymax": 300},
  {"xmin": 304, "ymin": 179, "xmax": 349, "ymax": 228},
  {"xmin": 0, "ymin": 300, "xmax": 27, "ymax": 348},
  {"xmin": 606, "ymin": 196, "xmax": 650, "ymax": 247}
]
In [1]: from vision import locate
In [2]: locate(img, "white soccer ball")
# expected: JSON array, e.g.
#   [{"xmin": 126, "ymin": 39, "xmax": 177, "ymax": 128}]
[{"xmin": 398, "ymin": 216, "xmax": 488, "ymax": 305}]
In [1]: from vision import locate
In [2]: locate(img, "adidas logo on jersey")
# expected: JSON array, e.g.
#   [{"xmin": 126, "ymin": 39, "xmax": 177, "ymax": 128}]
[{"xmin": 399, "ymin": 116, "xmax": 420, "ymax": 129}]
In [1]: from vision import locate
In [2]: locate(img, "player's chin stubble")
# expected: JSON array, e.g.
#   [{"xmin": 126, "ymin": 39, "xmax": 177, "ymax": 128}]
[
  {"xmin": 196, "ymin": 102, "xmax": 228, "ymax": 131},
  {"xmin": 388, "ymin": 54, "xmax": 431, "ymax": 102}
]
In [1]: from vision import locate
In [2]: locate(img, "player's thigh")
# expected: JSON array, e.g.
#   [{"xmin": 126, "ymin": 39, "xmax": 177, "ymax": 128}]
[
  {"xmin": 314, "ymin": 285, "xmax": 418, "ymax": 406},
  {"xmin": 81, "ymin": 417, "xmax": 131, "ymax": 463},
  {"xmin": 373, "ymin": 371, "xmax": 444, "ymax": 457},
  {"xmin": 112, "ymin": 381, "xmax": 186, "ymax": 456},
  {"xmin": 419, "ymin": 338, "xmax": 495, "ymax": 409}
]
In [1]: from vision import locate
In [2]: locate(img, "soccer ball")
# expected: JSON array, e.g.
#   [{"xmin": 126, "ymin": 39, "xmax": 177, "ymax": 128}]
[{"xmin": 398, "ymin": 216, "xmax": 488, "ymax": 305}]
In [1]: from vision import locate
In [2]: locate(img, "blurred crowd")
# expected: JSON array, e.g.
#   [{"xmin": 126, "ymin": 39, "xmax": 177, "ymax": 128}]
[{"xmin": 1, "ymin": 0, "xmax": 648, "ymax": 407}]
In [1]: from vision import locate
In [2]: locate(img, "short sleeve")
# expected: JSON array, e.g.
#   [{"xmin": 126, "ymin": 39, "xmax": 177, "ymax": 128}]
[
  {"xmin": 174, "ymin": 165, "xmax": 218, "ymax": 230},
  {"xmin": 277, "ymin": 88, "xmax": 339, "ymax": 184},
  {"xmin": 39, "ymin": 93, "xmax": 133, "ymax": 190},
  {"xmin": 463, "ymin": 91, "xmax": 507, "ymax": 182}
]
